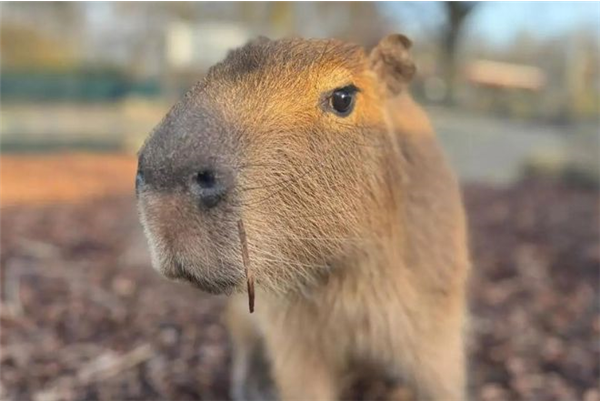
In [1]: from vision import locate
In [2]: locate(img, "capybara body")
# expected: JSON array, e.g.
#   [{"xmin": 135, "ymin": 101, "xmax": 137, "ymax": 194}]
[{"xmin": 137, "ymin": 35, "xmax": 470, "ymax": 400}]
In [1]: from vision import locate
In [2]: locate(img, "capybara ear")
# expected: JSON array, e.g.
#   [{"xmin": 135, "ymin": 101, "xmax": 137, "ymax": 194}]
[{"xmin": 369, "ymin": 34, "xmax": 416, "ymax": 96}]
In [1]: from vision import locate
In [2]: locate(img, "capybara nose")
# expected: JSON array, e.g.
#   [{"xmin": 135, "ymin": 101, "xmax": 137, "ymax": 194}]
[{"xmin": 191, "ymin": 168, "xmax": 230, "ymax": 208}]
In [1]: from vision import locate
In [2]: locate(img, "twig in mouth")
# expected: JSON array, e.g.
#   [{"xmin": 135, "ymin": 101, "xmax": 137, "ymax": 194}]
[{"xmin": 237, "ymin": 219, "xmax": 255, "ymax": 313}]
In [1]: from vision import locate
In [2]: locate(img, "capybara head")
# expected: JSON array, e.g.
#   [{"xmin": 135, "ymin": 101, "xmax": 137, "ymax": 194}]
[{"xmin": 136, "ymin": 34, "xmax": 416, "ymax": 294}]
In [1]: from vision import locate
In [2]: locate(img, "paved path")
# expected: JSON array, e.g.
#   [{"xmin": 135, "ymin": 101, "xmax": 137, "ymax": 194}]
[{"xmin": 429, "ymin": 107, "xmax": 572, "ymax": 185}]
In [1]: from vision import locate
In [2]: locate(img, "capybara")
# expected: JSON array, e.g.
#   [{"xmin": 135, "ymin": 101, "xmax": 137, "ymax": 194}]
[{"xmin": 136, "ymin": 34, "xmax": 470, "ymax": 400}]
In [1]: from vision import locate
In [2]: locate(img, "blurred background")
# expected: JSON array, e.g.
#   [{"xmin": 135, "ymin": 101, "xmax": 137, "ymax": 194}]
[{"xmin": 1, "ymin": 2, "xmax": 598, "ymax": 400}]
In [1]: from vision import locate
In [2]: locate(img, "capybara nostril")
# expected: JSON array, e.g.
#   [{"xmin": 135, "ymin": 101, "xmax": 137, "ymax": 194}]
[
  {"xmin": 192, "ymin": 168, "xmax": 228, "ymax": 208},
  {"xmin": 196, "ymin": 169, "xmax": 217, "ymax": 189}
]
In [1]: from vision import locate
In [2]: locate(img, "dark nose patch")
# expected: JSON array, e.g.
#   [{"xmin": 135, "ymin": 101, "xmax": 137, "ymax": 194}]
[{"xmin": 191, "ymin": 168, "xmax": 230, "ymax": 208}]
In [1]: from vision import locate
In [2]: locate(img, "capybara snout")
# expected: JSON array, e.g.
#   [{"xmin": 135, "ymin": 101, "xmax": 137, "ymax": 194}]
[
  {"xmin": 136, "ymin": 106, "xmax": 245, "ymax": 293},
  {"xmin": 136, "ymin": 147, "xmax": 234, "ymax": 209}
]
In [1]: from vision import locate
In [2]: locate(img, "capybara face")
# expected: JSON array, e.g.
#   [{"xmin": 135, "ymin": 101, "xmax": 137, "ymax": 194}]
[{"xmin": 136, "ymin": 36, "xmax": 415, "ymax": 294}]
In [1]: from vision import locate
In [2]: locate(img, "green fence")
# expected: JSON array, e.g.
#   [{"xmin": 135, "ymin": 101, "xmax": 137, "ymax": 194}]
[{"xmin": 1, "ymin": 69, "xmax": 161, "ymax": 102}]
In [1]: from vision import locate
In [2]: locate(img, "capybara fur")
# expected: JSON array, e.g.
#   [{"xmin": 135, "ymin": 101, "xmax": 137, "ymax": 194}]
[{"xmin": 136, "ymin": 34, "xmax": 470, "ymax": 400}]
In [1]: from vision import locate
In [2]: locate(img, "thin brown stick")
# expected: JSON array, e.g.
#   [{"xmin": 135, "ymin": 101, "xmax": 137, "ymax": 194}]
[{"xmin": 237, "ymin": 219, "xmax": 255, "ymax": 313}]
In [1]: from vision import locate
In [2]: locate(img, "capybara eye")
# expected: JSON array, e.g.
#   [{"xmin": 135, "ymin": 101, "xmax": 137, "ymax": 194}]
[{"xmin": 329, "ymin": 85, "xmax": 358, "ymax": 116}]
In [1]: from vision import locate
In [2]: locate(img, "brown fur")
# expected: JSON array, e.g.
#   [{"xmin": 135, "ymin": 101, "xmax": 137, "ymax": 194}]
[{"xmin": 137, "ymin": 34, "xmax": 470, "ymax": 400}]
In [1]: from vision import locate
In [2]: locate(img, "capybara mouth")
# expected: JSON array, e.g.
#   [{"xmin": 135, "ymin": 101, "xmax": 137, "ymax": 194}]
[{"xmin": 165, "ymin": 261, "xmax": 241, "ymax": 295}]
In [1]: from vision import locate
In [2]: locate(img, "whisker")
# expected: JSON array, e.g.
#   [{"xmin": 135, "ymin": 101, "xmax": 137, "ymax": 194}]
[
  {"xmin": 250, "ymin": 234, "xmax": 368, "ymax": 242},
  {"xmin": 252, "ymin": 256, "xmax": 330, "ymax": 270}
]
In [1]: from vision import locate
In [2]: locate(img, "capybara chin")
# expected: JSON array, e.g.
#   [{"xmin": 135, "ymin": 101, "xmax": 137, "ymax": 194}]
[{"xmin": 136, "ymin": 34, "xmax": 471, "ymax": 400}]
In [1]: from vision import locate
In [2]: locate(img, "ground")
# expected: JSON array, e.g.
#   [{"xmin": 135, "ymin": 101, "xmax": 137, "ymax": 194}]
[{"xmin": 0, "ymin": 154, "xmax": 598, "ymax": 400}]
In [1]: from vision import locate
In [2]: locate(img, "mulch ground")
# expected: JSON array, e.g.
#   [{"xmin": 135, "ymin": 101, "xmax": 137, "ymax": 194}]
[
  {"xmin": 1, "ymin": 175, "xmax": 598, "ymax": 400},
  {"xmin": 0, "ymin": 153, "xmax": 137, "ymax": 208}
]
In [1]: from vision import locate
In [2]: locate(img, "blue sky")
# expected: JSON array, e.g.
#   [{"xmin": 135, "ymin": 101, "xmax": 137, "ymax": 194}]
[
  {"xmin": 384, "ymin": 2, "xmax": 600, "ymax": 46},
  {"xmin": 471, "ymin": 2, "xmax": 600, "ymax": 45}
]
